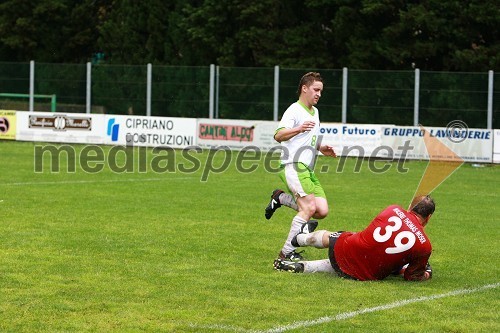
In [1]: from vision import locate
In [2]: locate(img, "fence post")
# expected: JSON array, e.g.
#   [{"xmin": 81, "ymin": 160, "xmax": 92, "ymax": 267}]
[
  {"xmin": 29, "ymin": 60, "xmax": 34, "ymax": 112},
  {"xmin": 342, "ymin": 67, "xmax": 348, "ymax": 123},
  {"xmin": 86, "ymin": 62, "xmax": 91, "ymax": 114},
  {"xmin": 147, "ymin": 63, "xmax": 152, "ymax": 117},
  {"xmin": 414, "ymin": 68, "xmax": 420, "ymax": 126},
  {"xmin": 274, "ymin": 65, "xmax": 280, "ymax": 121},
  {"xmin": 209, "ymin": 64, "xmax": 215, "ymax": 119},
  {"xmin": 487, "ymin": 70, "xmax": 493, "ymax": 129},
  {"xmin": 215, "ymin": 66, "xmax": 220, "ymax": 119}
]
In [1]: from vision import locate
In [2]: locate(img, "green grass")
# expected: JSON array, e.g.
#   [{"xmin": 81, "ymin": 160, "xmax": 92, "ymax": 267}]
[{"xmin": 1, "ymin": 140, "xmax": 499, "ymax": 332}]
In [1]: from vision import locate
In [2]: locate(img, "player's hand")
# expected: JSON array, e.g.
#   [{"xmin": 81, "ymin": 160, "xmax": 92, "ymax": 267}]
[
  {"xmin": 300, "ymin": 121, "xmax": 316, "ymax": 132},
  {"xmin": 319, "ymin": 145, "xmax": 337, "ymax": 157},
  {"xmin": 425, "ymin": 262, "xmax": 432, "ymax": 279}
]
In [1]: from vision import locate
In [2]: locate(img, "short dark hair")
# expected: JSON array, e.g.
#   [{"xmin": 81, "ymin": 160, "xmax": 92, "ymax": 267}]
[
  {"xmin": 296, "ymin": 72, "xmax": 323, "ymax": 96},
  {"xmin": 410, "ymin": 195, "xmax": 435, "ymax": 218}
]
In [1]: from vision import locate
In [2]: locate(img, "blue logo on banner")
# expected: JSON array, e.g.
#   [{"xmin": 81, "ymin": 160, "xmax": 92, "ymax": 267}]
[{"xmin": 107, "ymin": 118, "xmax": 119, "ymax": 141}]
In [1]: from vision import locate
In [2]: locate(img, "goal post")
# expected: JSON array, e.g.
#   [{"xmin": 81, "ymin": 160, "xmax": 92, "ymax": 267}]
[{"xmin": 0, "ymin": 93, "xmax": 57, "ymax": 112}]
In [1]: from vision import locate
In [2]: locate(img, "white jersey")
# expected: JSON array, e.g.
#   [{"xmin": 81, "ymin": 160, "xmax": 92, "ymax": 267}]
[{"xmin": 277, "ymin": 101, "xmax": 320, "ymax": 168}]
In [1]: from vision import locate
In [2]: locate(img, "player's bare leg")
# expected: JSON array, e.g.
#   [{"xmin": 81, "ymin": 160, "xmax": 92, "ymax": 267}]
[{"xmin": 312, "ymin": 197, "xmax": 328, "ymax": 219}]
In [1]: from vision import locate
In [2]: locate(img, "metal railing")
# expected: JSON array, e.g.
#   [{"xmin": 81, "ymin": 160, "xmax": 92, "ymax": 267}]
[
  {"xmin": 0, "ymin": 61, "xmax": 497, "ymax": 129},
  {"xmin": 0, "ymin": 92, "xmax": 57, "ymax": 112}
]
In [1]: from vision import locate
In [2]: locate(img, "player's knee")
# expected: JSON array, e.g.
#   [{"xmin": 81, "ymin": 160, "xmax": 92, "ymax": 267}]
[
  {"xmin": 312, "ymin": 201, "xmax": 329, "ymax": 219},
  {"xmin": 314, "ymin": 207, "xmax": 328, "ymax": 219},
  {"xmin": 312, "ymin": 197, "xmax": 329, "ymax": 219}
]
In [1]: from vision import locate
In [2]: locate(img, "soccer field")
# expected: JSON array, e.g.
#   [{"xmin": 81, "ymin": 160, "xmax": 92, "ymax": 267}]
[{"xmin": 1, "ymin": 140, "xmax": 499, "ymax": 332}]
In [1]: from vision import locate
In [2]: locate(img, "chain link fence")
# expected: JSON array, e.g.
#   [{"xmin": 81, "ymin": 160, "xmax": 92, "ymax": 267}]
[{"xmin": 0, "ymin": 62, "xmax": 497, "ymax": 129}]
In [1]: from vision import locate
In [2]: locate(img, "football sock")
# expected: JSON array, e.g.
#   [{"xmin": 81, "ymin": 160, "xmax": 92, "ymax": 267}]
[
  {"xmin": 297, "ymin": 230, "xmax": 327, "ymax": 248},
  {"xmin": 303, "ymin": 259, "xmax": 335, "ymax": 273},
  {"xmin": 278, "ymin": 192, "xmax": 298, "ymax": 211},
  {"xmin": 281, "ymin": 215, "xmax": 306, "ymax": 255}
]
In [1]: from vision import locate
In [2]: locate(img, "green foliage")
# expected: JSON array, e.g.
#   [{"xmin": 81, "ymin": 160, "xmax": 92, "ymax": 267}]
[
  {"xmin": 347, "ymin": 69, "xmax": 415, "ymax": 124},
  {"xmin": 0, "ymin": 0, "xmax": 104, "ymax": 62},
  {"xmin": 91, "ymin": 64, "xmax": 148, "ymax": 115},
  {"xmin": 0, "ymin": 61, "xmax": 495, "ymax": 127},
  {"xmin": 150, "ymin": 65, "xmax": 211, "ymax": 118},
  {"xmin": 217, "ymin": 67, "xmax": 275, "ymax": 120},
  {"xmin": 372, "ymin": 0, "xmax": 499, "ymax": 71},
  {"xmin": 35, "ymin": 63, "xmax": 88, "ymax": 107},
  {"xmin": 419, "ymin": 71, "xmax": 490, "ymax": 127},
  {"xmin": 97, "ymin": 0, "xmax": 177, "ymax": 65},
  {"xmin": 0, "ymin": 0, "xmax": 498, "ymax": 71}
]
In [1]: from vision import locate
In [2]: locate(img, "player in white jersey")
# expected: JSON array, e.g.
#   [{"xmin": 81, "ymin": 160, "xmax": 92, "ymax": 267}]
[
  {"xmin": 277, "ymin": 101, "xmax": 320, "ymax": 167},
  {"xmin": 264, "ymin": 72, "xmax": 337, "ymax": 262}
]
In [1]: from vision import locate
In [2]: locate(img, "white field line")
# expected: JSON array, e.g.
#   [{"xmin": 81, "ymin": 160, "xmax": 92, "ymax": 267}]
[
  {"xmin": 193, "ymin": 282, "xmax": 500, "ymax": 333},
  {"xmin": 0, "ymin": 177, "xmax": 197, "ymax": 187}
]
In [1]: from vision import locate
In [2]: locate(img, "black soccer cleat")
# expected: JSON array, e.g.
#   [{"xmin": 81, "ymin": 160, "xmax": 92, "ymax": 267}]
[
  {"xmin": 278, "ymin": 249, "xmax": 305, "ymax": 262},
  {"xmin": 264, "ymin": 189, "xmax": 284, "ymax": 220},
  {"xmin": 273, "ymin": 259, "xmax": 304, "ymax": 273},
  {"xmin": 301, "ymin": 220, "xmax": 318, "ymax": 234},
  {"xmin": 291, "ymin": 220, "xmax": 318, "ymax": 247}
]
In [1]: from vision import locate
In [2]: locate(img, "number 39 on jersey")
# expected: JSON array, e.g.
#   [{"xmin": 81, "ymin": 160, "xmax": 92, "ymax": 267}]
[{"xmin": 373, "ymin": 216, "xmax": 416, "ymax": 254}]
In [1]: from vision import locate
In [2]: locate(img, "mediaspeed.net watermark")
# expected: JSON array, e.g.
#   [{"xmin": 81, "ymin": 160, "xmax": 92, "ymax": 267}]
[
  {"xmin": 32, "ymin": 121, "xmax": 471, "ymax": 182},
  {"xmin": 33, "ymin": 142, "xmax": 417, "ymax": 182}
]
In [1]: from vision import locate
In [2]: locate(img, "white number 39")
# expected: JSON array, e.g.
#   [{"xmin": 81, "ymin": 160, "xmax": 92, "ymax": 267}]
[{"xmin": 373, "ymin": 216, "xmax": 416, "ymax": 254}]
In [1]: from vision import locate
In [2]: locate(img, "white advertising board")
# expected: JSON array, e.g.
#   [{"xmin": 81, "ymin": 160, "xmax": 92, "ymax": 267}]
[
  {"xmin": 16, "ymin": 111, "xmax": 107, "ymax": 144},
  {"xmin": 103, "ymin": 115, "xmax": 197, "ymax": 148},
  {"xmin": 12, "ymin": 111, "xmax": 498, "ymax": 163},
  {"xmin": 197, "ymin": 118, "xmax": 278, "ymax": 150},
  {"xmin": 381, "ymin": 126, "xmax": 493, "ymax": 163},
  {"xmin": 493, "ymin": 129, "xmax": 500, "ymax": 163},
  {"xmin": 319, "ymin": 123, "xmax": 386, "ymax": 157}
]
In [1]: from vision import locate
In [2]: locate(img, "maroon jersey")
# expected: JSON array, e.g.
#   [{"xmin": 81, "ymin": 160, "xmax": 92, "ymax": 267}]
[{"xmin": 334, "ymin": 205, "xmax": 432, "ymax": 281}]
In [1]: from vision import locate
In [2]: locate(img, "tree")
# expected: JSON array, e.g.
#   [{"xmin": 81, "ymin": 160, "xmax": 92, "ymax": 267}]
[
  {"xmin": 0, "ymin": 0, "xmax": 105, "ymax": 62},
  {"xmin": 180, "ymin": 0, "xmax": 338, "ymax": 67},
  {"xmin": 97, "ymin": 0, "xmax": 182, "ymax": 65},
  {"xmin": 331, "ymin": 0, "xmax": 499, "ymax": 71},
  {"xmin": 1, "ymin": 0, "xmax": 497, "ymax": 70}
]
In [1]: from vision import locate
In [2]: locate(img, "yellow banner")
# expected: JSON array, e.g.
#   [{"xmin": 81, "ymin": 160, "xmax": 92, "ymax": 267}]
[{"xmin": 0, "ymin": 110, "xmax": 16, "ymax": 140}]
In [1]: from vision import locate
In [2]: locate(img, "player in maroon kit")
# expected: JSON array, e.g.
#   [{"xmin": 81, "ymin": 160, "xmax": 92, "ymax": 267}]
[{"xmin": 274, "ymin": 195, "xmax": 435, "ymax": 281}]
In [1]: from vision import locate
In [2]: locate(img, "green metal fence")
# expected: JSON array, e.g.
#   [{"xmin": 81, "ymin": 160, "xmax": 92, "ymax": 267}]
[{"xmin": 0, "ymin": 62, "xmax": 497, "ymax": 129}]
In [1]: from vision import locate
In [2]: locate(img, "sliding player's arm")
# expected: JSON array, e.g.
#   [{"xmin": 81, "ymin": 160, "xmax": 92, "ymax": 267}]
[{"xmin": 402, "ymin": 255, "xmax": 432, "ymax": 281}]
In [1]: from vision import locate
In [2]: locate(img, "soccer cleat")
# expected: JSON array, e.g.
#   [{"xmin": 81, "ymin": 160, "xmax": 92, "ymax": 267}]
[
  {"xmin": 278, "ymin": 250, "xmax": 305, "ymax": 262},
  {"xmin": 264, "ymin": 189, "xmax": 284, "ymax": 220},
  {"xmin": 291, "ymin": 220, "xmax": 318, "ymax": 247},
  {"xmin": 301, "ymin": 220, "xmax": 318, "ymax": 234},
  {"xmin": 273, "ymin": 259, "xmax": 304, "ymax": 273}
]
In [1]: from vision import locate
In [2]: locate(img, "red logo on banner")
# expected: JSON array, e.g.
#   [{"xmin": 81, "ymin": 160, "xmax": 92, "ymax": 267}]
[{"xmin": 199, "ymin": 123, "xmax": 254, "ymax": 142}]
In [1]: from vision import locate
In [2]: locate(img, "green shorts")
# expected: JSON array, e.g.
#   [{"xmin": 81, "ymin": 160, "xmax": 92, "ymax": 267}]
[{"xmin": 279, "ymin": 162, "xmax": 326, "ymax": 199}]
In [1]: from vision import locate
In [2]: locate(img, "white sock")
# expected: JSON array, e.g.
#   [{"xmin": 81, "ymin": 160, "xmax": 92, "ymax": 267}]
[
  {"xmin": 278, "ymin": 192, "xmax": 298, "ymax": 211},
  {"xmin": 303, "ymin": 259, "xmax": 335, "ymax": 273},
  {"xmin": 297, "ymin": 230, "xmax": 327, "ymax": 248},
  {"xmin": 281, "ymin": 215, "xmax": 306, "ymax": 255}
]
